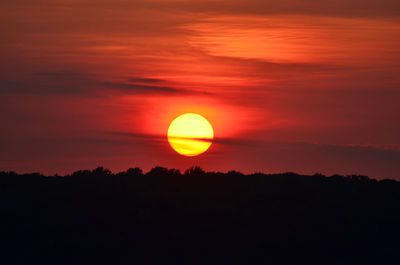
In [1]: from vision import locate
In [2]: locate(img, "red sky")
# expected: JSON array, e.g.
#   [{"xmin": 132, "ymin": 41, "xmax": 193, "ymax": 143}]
[{"xmin": 1, "ymin": 0, "xmax": 400, "ymax": 179}]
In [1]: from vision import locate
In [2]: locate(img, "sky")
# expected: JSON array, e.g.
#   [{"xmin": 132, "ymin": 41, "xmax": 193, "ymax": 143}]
[{"xmin": 1, "ymin": 0, "xmax": 400, "ymax": 179}]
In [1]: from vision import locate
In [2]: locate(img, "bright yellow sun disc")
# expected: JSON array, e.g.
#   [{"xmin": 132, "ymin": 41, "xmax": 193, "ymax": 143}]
[{"xmin": 167, "ymin": 113, "xmax": 214, "ymax": 156}]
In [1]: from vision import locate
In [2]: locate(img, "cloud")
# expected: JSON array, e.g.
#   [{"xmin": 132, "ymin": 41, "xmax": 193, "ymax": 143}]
[
  {"xmin": 0, "ymin": 81, "xmax": 23, "ymax": 91},
  {"xmin": 102, "ymin": 81, "xmax": 191, "ymax": 95},
  {"xmin": 0, "ymin": 80, "xmax": 84, "ymax": 94},
  {"xmin": 0, "ymin": 70, "xmax": 212, "ymax": 96},
  {"xmin": 185, "ymin": 16, "xmax": 400, "ymax": 66},
  {"xmin": 106, "ymin": 131, "xmax": 165, "ymax": 142},
  {"xmin": 153, "ymin": 0, "xmax": 400, "ymax": 18},
  {"xmin": 34, "ymin": 71, "xmax": 92, "ymax": 81},
  {"xmin": 127, "ymin": 77, "xmax": 165, "ymax": 83}
]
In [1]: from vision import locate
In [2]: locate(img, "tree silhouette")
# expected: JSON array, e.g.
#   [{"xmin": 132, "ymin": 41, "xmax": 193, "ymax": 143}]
[
  {"xmin": 0, "ymin": 167, "xmax": 399, "ymax": 265},
  {"xmin": 126, "ymin": 167, "xmax": 143, "ymax": 177},
  {"xmin": 147, "ymin": 166, "xmax": 169, "ymax": 176},
  {"xmin": 93, "ymin": 166, "xmax": 111, "ymax": 176},
  {"xmin": 184, "ymin": 166, "xmax": 205, "ymax": 176}
]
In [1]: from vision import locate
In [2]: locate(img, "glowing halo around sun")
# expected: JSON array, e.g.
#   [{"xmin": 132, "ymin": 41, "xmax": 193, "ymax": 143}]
[{"xmin": 167, "ymin": 113, "xmax": 214, "ymax": 156}]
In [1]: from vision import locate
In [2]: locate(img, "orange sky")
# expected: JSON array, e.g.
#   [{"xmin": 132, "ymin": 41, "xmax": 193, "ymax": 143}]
[{"xmin": 1, "ymin": 0, "xmax": 400, "ymax": 178}]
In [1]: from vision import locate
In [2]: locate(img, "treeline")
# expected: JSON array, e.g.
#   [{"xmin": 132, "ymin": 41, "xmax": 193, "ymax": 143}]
[
  {"xmin": 1, "ymin": 166, "xmax": 397, "ymax": 182},
  {"xmin": 1, "ymin": 167, "xmax": 400, "ymax": 265}
]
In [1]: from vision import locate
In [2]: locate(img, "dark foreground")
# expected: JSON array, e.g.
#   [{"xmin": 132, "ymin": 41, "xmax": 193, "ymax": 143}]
[{"xmin": 1, "ymin": 167, "xmax": 399, "ymax": 265}]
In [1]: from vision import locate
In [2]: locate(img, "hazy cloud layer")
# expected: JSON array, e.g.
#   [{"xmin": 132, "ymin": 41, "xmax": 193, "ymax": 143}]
[
  {"xmin": 3, "ymin": 0, "xmax": 400, "ymax": 17},
  {"xmin": 2, "ymin": 132, "xmax": 399, "ymax": 179},
  {"xmin": 0, "ymin": 72, "xmax": 207, "ymax": 95}
]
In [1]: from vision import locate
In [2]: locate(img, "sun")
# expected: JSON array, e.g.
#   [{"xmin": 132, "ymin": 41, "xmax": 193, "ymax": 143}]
[{"xmin": 167, "ymin": 113, "xmax": 214, "ymax": 156}]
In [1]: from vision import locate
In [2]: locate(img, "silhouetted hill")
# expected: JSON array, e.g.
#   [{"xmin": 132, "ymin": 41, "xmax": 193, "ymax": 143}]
[{"xmin": 1, "ymin": 167, "xmax": 399, "ymax": 265}]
